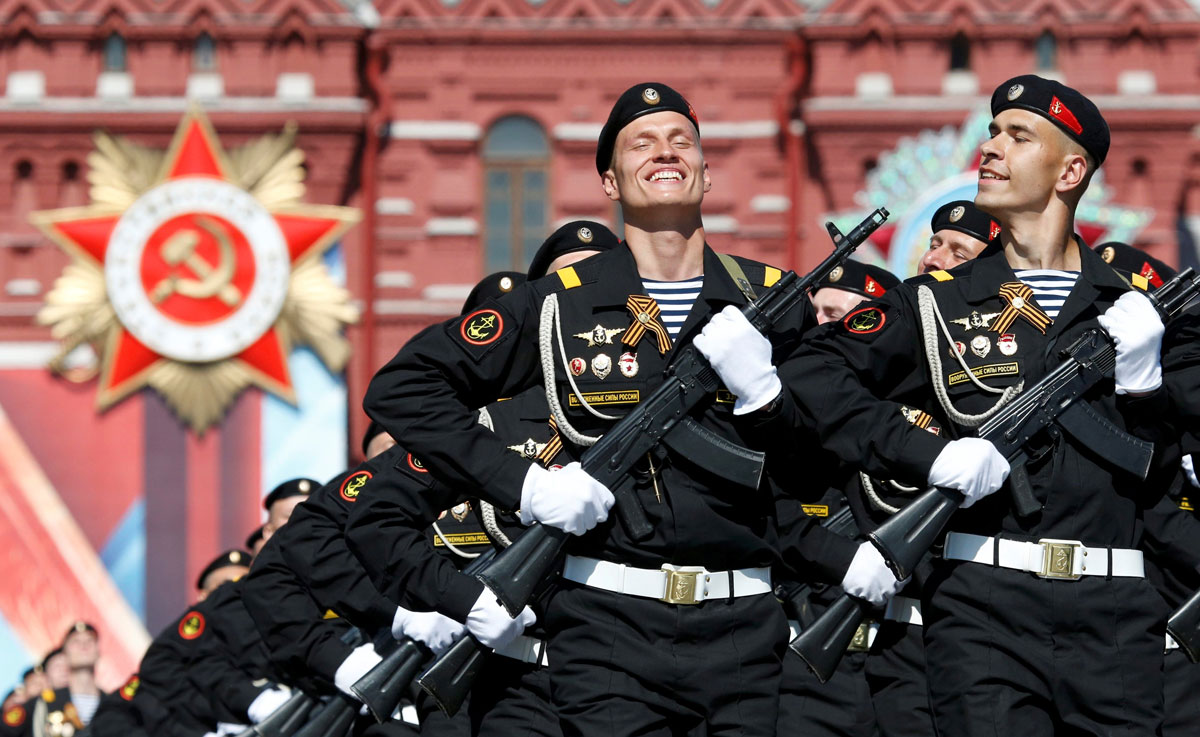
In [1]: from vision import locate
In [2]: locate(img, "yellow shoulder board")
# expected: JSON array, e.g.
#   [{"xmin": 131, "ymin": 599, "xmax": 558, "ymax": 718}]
[
  {"xmin": 929, "ymin": 270, "xmax": 954, "ymax": 282},
  {"xmin": 763, "ymin": 266, "xmax": 782, "ymax": 288},
  {"xmin": 323, "ymin": 609, "xmax": 340, "ymax": 619},
  {"xmin": 556, "ymin": 267, "xmax": 581, "ymax": 290},
  {"xmin": 1131, "ymin": 273, "xmax": 1149, "ymax": 291}
]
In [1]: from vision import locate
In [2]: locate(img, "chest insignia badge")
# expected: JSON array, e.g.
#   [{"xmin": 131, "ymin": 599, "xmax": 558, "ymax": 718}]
[
  {"xmin": 508, "ymin": 438, "xmax": 549, "ymax": 460},
  {"xmin": 569, "ymin": 357, "xmax": 586, "ymax": 376},
  {"xmin": 950, "ymin": 311, "xmax": 1000, "ymax": 331},
  {"xmin": 970, "ymin": 335, "xmax": 991, "ymax": 358},
  {"xmin": 574, "ymin": 324, "xmax": 625, "ymax": 347},
  {"xmin": 619, "ymin": 351, "xmax": 639, "ymax": 378},
  {"xmin": 591, "ymin": 353, "xmax": 612, "ymax": 380},
  {"xmin": 997, "ymin": 333, "xmax": 1018, "ymax": 356}
]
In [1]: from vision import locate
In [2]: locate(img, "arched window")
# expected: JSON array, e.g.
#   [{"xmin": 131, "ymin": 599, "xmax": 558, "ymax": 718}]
[
  {"xmin": 193, "ymin": 32, "xmax": 216, "ymax": 71},
  {"xmin": 1035, "ymin": 31, "xmax": 1057, "ymax": 71},
  {"xmin": 104, "ymin": 33, "xmax": 127, "ymax": 72},
  {"xmin": 483, "ymin": 116, "xmax": 549, "ymax": 273},
  {"xmin": 949, "ymin": 32, "xmax": 970, "ymax": 71}
]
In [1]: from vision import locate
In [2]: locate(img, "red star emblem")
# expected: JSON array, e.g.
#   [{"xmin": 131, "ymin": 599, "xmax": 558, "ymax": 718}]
[{"xmin": 33, "ymin": 111, "xmax": 360, "ymax": 430}]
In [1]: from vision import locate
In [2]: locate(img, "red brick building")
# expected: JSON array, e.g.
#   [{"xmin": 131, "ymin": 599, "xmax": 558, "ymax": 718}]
[{"xmin": 0, "ymin": 0, "xmax": 1197, "ymax": 682}]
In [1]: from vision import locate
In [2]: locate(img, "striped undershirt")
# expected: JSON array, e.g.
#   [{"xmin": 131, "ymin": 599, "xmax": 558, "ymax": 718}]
[
  {"xmin": 642, "ymin": 277, "xmax": 703, "ymax": 340},
  {"xmin": 72, "ymin": 692, "xmax": 100, "ymax": 725},
  {"xmin": 1013, "ymin": 269, "xmax": 1080, "ymax": 320}
]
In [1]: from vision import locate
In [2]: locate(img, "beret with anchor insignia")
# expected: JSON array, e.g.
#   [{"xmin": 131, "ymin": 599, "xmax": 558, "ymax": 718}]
[
  {"xmin": 194, "ymin": 549, "xmax": 251, "ymax": 591},
  {"xmin": 814, "ymin": 259, "xmax": 900, "ymax": 300},
  {"xmin": 263, "ymin": 477, "xmax": 319, "ymax": 510},
  {"xmin": 991, "ymin": 74, "xmax": 1110, "ymax": 166},
  {"xmin": 931, "ymin": 200, "xmax": 1002, "ymax": 246},
  {"xmin": 596, "ymin": 82, "xmax": 700, "ymax": 175},
  {"xmin": 527, "ymin": 220, "xmax": 620, "ymax": 280},
  {"xmin": 1095, "ymin": 242, "xmax": 1177, "ymax": 289}
]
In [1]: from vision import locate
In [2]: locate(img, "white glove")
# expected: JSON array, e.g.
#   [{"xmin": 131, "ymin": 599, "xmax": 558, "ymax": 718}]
[
  {"xmin": 392, "ymin": 606, "xmax": 466, "ymax": 655},
  {"xmin": 841, "ymin": 542, "xmax": 904, "ymax": 606},
  {"xmin": 333, "ymin": 643, "xmax": 381, "ymax": 698},
  {"xmin": 519, "ymin": 462, "xmax": 614, "ymax": 535},
  {"xmin": 246, "ymin": 687, "xmax": 290, "ymax": 724},
  {"xmin": 466, "ymin": 589, "xmax": 536, "ymax": 650},
  {"xmin": 216, "ymin": 723, "xmax": 250, "ymax": 736},
  {"xmin": 692, "ymin": 305, "xmax": 782, "ymax": 415},
  {"xmin": 1184, "ymin": 455, "xmax": 1198, "ymax": 490},
  {"xmin": 928, "ymin": 437, "xmax": 1010, "ymax": 509},
  {"xmin": 1096, "ymin": 291, "xmax": 1164, "ymax": 394}
]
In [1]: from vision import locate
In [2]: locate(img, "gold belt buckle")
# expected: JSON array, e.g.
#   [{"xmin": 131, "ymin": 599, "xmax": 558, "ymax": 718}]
[
  {"xmin": 1038, "ymin": 539, "xmax": 1082, "ymax": 580},
  {"xmin": 847, "ymin": 620, "xmax": 875, "ymax": 653},
  {"xmin": 661, "ymin": 568, "xmax": 702, "ymax": 605}
]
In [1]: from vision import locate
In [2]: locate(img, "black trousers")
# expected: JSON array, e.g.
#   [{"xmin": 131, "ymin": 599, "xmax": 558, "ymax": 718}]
[
  {"xmin": 1162, "ymin": 647, "xmax": 1200, "ymax": 737},
  {"xmin": 865, "ymin": 622, "xmax": 934, "ymax": 737},
  {"xmin": 778, "ymin": 644, "xmax": 877, "ymax": 737},
  {"xmin": 924, "ymin": 560, "xmax": 1166, "ymax": 737},
  {"xmin": 468, "ymin": 654, "xmax": 560, "ymax": 737},
  {"xmin": 544, "ymin": 583, "xmax": 787, "ymax": 737},
  {"xmin": 416, "ymin": 691, "xmax": 471, "ymax": 737}
]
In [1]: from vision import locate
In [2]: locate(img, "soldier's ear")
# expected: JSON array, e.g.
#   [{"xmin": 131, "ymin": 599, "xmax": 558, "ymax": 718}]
[{"xmin": 601, "ymin": 170, "xmax": 619, "ymax": 201}]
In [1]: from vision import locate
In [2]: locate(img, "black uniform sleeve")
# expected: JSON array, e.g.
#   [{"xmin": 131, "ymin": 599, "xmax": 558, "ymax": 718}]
[
  {"xmin": 138, "ymin": 614, "xmax": 219, "ymax": 734},
  {"xmin": 363, "ymin": 285, "xmax": 548, "ymax": 510},
  {"xmin": 778, "ymin": 288, "xmax": 949, "ymax": 487},
  {"xmin": 1163, "ymin": 309, "xmax": 1200, "ymax": 453},
  {"xmin": 241, "ymin": 539, "xmax": 355, "ymax": 691},
  {"xmin": 186, "ymin": 587, "xmax": 270, "ymax": 724},
  {"xmin": 275, "ymin": 496, "xmax": 396, "ymax": 633},
  {"xmin": 345, "ymin": 466, "xmax": 485, "ymax": 623}
]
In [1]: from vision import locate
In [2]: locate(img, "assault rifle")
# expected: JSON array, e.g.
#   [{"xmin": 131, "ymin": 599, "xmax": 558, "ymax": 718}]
[
  {"xmin": 290, "ymin": 694, "xmax": 358, "ymax": 737},
  {"xmin": 351, "ymin": 548, "xmax": 497, "ymax": 723},
  {"xmin": 476, "ymin": 207, "xmax": 890, "ymax": 618},
  {"xmin": 792, "ymin": 267, "xmax": 1200, "ymax": 683},
  {"xmin": 1167, "ymin": 587, "xmax": 1200, "ymax": 663}
]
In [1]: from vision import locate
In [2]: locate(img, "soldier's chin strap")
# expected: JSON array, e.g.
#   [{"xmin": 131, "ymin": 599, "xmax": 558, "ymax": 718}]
[{"xmin": 916, "ymin": 285, "xmax": 1023, "ymax": 428}]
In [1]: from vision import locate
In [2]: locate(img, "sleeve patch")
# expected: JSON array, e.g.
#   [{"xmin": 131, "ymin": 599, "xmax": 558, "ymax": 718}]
[
  {"xmin": 179, "ymin": 611, "xmax": 206, "ymax": 640},
  {"xmin": 119, "ymin": 676, "xmax": 140, "ymax": 701},
  {"xmin": 843, "ymin": 306, "xmax": 887, "ymax": 334},
  {"xmin": 339, "ymin": 470, "xmax": 372, "ymax": 502},
  {"xmin": 3, "ymin": 706, "xmax": 25, "ymax": 726},
  {"xmin": 460, "ymin": 309, "xmax": 504, "ymax": 346}
]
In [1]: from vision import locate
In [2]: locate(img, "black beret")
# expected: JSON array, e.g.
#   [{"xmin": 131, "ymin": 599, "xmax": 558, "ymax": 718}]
[
  {"xmin": 596, "ymin": 82, "xmax": 699, "ymax": 175},
  {"xmin": 361, "ymin": 419, "xmax": 388, "ymax": 457},
  {"xmin": 41, "ymin": 649, "xmax": 62, "ymax": 669},
  {"xmin": 814, "ymin": 259, "xmax": 899, "ymax": 300},
  {"xmin": 461, "ymin": 272, "xmax": 526, "ymax": 316},
  {"xmin": 263, "ymin": 478, "xmax": 318, "ymax": 510},
  {"xmin": 527, "ymin": 221, "xmax": 621, "ymax": 280},
  {"xmin": 244, "ymin": 525, "xmax": 264, "ymax": 550},
  {"xmin": 195, "ymin": 549, "xmax": 252, "ymax": 591},
  {"xmin": 991, "ymin": 74, "xmax": 1109, "ymax": 166},
  {"xmin": 1095, "ymin": 242, "xmax": 1177, "ymax": 289},
  {"xmin": 62, "ymin": 622, "xmax": 97, "ymax": 641},
  {"xmin": 930, "ymin": 200, "xmax": 1002, "ymax": 246}
]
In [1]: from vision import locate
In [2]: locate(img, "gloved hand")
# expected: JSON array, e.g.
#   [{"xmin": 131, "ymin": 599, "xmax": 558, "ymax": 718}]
[
  {"xmin": 1097, "ymin": 291, "xmax": 1164, "ymax": 394},
  {"xmin": 333, "ymin": 643, "xmax": 382, "ymax": 698},
  {"xmin": 841, "ymin": 542, "xmax": 904, "ymax": 606},
  {"xmin": 693, "ymin": 305, "xmax": 781, "ymax": 414},
  {"xmin": 519, "ymin": 462, "xmax": 614, "ymax": 535},
  {"xmin": 392, "ymin": 606, "xmax": 466, "ymax": 655},
  {"xmin": 215, "ymin": 725, "xmax": 247, "ymax": 737},
  {"xmin": 466, "ymin": 589, "xmax": 536, "ymax": 650},
  {"xmin": 246, "ymin": 687, "xmax": 290, "ymax": 724},
  {"xmin": 928, "ymin": 437, "xmax": 1010, "ymax": 508},
  {"xmin": 1184, "ymin": 455, "xmax": 1198, "ymax": 490}
]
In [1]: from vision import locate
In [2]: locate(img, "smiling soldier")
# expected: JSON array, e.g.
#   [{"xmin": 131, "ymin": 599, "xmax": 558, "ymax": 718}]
[{"xmin": 364, "ymin": 82, "xmax": 876, "ymax": 736}]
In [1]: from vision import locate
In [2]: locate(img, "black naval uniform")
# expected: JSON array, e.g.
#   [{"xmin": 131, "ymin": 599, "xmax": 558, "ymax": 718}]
[
  {"xmin": 9, "ymin": 688, "xmax": 81, "ymax": 737},
  {"xmin": 780, "ymin": 240, "xmax": 1174, "ymax": 736},
  {"xmin": 346, "ymin": 388, "xmax": 564, "ymax": 737},
  {"xmin": 138, "ymin": 604, "xmax": 227, "ymax": 736},
  {"xmin": 775, "ymin": 484, "xmax": 879, "ymax": 737},
  {"xmin": 81, "ymin": 676, "xmax": 150, "ymax": 737},
  {"xmin": 364, "ymin": 244, "xmax": 829, "ymax": 736}
]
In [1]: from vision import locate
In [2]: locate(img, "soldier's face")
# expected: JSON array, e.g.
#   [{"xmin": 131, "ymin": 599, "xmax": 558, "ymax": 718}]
[
  {"xmin": 199, "ymin": 564, "xmax": 249, "ymax": 600},
  {"xmin": 920, "ymin": 229, "xmax": 989, "ymax": 273},
  {"xmin": 43, "ymin": 654, "xmax": 69, "ymax": 688},
  {"xmin": 810, "ymin": 287, "xmax": 867, "ymax": 325},
  {"xmin": 365, "ymin": 431, "xmax": 395, "ymax": 460},
  {"xmin": 63, "ymin": 631, "xmax": 98, "ymax": 669},
  {"xmin": 977, "ymin": 109, "xmax": 1081, "ymax": 214},
  {"xmin": 602, "ymin": 112, "xmax": 710, "ymax": 215},
  {"xmin": 263, "ymin": 495, "xmax": 306, "ymax": 541}
]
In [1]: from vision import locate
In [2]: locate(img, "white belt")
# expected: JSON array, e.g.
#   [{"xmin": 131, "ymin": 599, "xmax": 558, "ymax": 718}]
[
  {"xmin": 562, "ymin": 556, "xmax": 772, "ymax": 605},
  {"xmin": 787, "ymin": 618, "xmax": 879, "ymax": 652},
  {"xmin": 884, "ymin": 595, "xmax": 923, "ymax": 626},
  {"xmin": 1166, "ymin": 633, "xmax": 1181, "ymax": 652},
  {"xmin": 493, "ymin": 634, "xmax": 549, "ymax": 666},
  {"xmin": 944, "ymin": 533, "xmax": 1144, "ymax": 580}
]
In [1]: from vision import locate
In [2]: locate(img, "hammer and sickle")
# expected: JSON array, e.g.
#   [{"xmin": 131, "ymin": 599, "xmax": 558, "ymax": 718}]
[
  {"xmin": 150, "ymin": 216, "xmax": 243, "ymax": 307},
  {"xmin": 466, "ymin": 315, "xmax": 497, "ymax": 340}
]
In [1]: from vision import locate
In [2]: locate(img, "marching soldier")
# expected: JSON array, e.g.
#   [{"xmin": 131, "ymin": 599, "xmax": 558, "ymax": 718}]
[
  {"xmin": 363, "ymin": 82, "xmax": 891, "ymax": 736},
  {"xmin": 780, "ymin": 75, "xmax": 1175, "ymax": 735},
  {"xmin": 918, "ymin": 200, "xmax": 1000, "ymax": 275}
]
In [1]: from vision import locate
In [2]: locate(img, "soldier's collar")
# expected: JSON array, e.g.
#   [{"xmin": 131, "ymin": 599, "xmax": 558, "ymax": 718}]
[
  {"xmin": 965, "ymin": 234, "xmax": 1126, "ymax": 304},
  {"xmin": 588, "ymin": 243, "xmax": 748, "ymax": 310}
]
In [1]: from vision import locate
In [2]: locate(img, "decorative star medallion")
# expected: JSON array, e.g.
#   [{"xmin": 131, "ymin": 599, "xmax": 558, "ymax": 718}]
[{"xmin": 32, "ymin": 110, "xmax": 360, "ymax": 431}]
